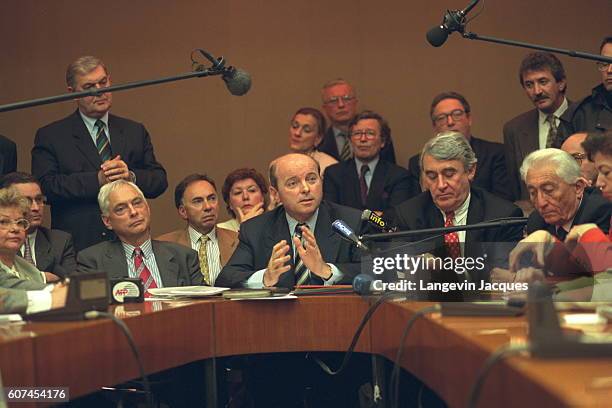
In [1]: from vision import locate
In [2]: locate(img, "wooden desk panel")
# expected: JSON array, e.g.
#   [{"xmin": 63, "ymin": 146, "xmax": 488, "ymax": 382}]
[{"xmin": 214, "ymin": 295, "xmax": 372, "ymax": 357}]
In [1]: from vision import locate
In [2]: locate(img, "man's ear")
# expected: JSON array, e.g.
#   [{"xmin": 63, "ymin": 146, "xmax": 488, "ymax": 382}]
[
  {"xmin": 575, "ymin": 177, "xmax": 588, "ymax": 199},
  {"xmin": 467, "ymin": 164, "xmax": 477, "ymax": 182},
  {"xmin": 178, "ymin": 205, "xmax": 189, "ymax": 221},
  {"xmin": 101, "ymin": 215, "xmax": 113, "ymax": 230}
]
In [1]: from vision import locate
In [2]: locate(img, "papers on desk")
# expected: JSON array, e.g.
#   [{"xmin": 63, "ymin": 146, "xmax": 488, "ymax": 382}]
[
  {"xmin": 0, "ymin": 314, "xmax": 23, "ymax": 324},
  {"xmin": 230, "ymin": 294, "xmax": 298, "ymax": 301},
  {"xmin": 147, "ymin": 286, "xmax": 230, "ymax": 298}
]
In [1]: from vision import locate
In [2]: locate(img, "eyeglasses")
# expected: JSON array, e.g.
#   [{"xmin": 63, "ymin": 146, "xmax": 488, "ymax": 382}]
[
  {"xmin": 432, "ymin": 109, "xmax": 467, "ymax": 124},
  {"xmin": 596, "ymin": 62, "xmax": 611, "ymax": 71},
  {"xmin": 0, "ymin": 218, "xmax": 30, "ymax": 231},
  {"xmin": 323, "ymin": 95, "xmax": 356, "ymax": 105},
  {"xmin": 570, "ymin": 152, "xmax": 587, "ymax": 165},
  {"xmin": 350, "ymin": 129, "xmax": 378, "ymax": 139},
  {"xmin": 25, "ymin": 195, "xmax": 47, "ymax": 206}
]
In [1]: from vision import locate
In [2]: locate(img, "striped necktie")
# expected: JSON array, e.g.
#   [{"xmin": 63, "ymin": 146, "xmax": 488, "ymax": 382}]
[
  {"xmin": 95, "ymin": 119, "xmax": 112, "ymax": 162},
  {"xmin": 339, "ymin": 132, "xmax": 352, "ymax": 161},
  {"xmin": 134, "ymin": 247, "xmax": 157, "ymax": 297},
  {"xmin": 22, "ymin": 236, "xmax": 35, "ymax": 265}
]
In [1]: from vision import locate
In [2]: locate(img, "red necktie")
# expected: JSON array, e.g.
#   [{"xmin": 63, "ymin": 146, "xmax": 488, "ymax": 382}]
[
  {"xmin": 359, "ymin": 164, "xmax": 370, "ymax": 206},
  {"xmin": 134, "ymin": 247, "xmax": 157, "ymax": 297},
  {"xmin": 444, "ymin": 211, "xmax": 461, "ymax": 259}
]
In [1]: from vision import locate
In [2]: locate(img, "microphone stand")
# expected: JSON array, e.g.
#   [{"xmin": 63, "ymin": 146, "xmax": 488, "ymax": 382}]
[
  {"xmin": 361, "ymin": 218, "xmax": 527, "ymax": 242},
  {"xmin": 459, "ymin": 31, "xmax": 612, "ymax": 64},
  {"xmin": 0, "ymin": 53, "xmax": 229, "ymax": 113}
]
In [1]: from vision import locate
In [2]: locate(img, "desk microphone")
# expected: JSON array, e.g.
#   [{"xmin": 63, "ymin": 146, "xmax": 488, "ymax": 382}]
[
  {"xmin": 332, "ymin": 219, "xmax": 370, "ymax": 252},
  {"xmin": 360, "ymin": 209, "xmax": 397, "ymax": 233}
]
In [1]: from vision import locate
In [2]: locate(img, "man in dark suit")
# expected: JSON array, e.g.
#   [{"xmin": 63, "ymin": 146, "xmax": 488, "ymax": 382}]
[
  {"xmin": 0, "ymin": 172, "xmax": 76, "ymax": 280},
  {"xmin": 324, "ymin": 110, "xmax": 416, "ymax": 213},
  {"xmin": 407, "ymin": 91, "xmax": 512, "ymax": 201},
  {"xmin": 157, "ymin": 174, "xmax": 238, "ymax": 286},
  {"xmin": 318, "ymin": 79, "xmax": 396, "ymax": 163},
  {"xmin": 504, "ymin": 52, "xmax": 577, "ymax": 201},
  {"xmin": 394, "ymin": 133, "xmax": 523, "ymax": 297},
  {"xmin": 522, "ymin": 149, "xmax": 612, "ymax": 237},
  {"xmin": 572, "ymin": 36, "xmax": 612, "ymax": 133},
  {"xmin": 217, "ymin": 153, "xmax": 363, "ymax": 289},
  {"xmin": 0, "ymin": 134, "xmax": 17, "ymax": 176},
  {"xmin": 77, "ymin": 180, "xmax": 202, "ymax": 288},
  {"xmin": 32, "ymin": 56, "xmax": 167, "ymax": 252}
]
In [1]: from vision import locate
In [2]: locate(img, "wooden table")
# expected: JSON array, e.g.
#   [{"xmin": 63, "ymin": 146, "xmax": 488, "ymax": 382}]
[{"xmin": 1, "ymin": 295, "xmax": 611, "ymax": 407}]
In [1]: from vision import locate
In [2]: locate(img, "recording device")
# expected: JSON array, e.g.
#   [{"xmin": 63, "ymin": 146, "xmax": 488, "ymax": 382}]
[
  {"xmin": 110, "ymin": 278, "xmax": 144, "ymax": 304},
  {"xmin": 528, "ymin": 282, "xmax": 612, "ymax": 358},
  {"xmin": 332, "ymin": 219, "xmax": 370, "ymax": 252},
  {"xmin": 426, "ymin": 0, "xmax": 481, "ymax": 47},
  {"xmin": 27, "ymin": 272, "xmax": 110, "ymax": 321},
  {"xmin": 352, "ymin": 273, "xmax": 379, "ymax": 296},
  {"xmin": 361, "ymin": 209, "xmax": 397, "ymax": 233},
  {"xmin": 191, "ymin": 48, "xmax": 251, "ymax": 96}
]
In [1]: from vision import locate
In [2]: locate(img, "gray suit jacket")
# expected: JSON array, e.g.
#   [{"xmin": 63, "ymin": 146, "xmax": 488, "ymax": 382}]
[
  {"xmin": 76, "ymin": 239, "xmax": 203, "ymax": 286},
  {"xmin": 0, "ymin": 263, "xmax": 47, "ymax": 313},
  {"xmin": 30, "ymin": 226, "xmax": 77, "ymax": 278}
]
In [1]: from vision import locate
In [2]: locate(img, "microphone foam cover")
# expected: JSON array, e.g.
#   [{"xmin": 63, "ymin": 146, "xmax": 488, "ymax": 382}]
[
  {"xmin": 426, "ymin": 26, "xmax": 448, "ymax": 47},
  {"xmin": 353, "ymin": 273, "xmax": 374, "ymax": 295},
  {"xmin": 223, "ymin": 68, "xmax": 251, "ymax": 96}
]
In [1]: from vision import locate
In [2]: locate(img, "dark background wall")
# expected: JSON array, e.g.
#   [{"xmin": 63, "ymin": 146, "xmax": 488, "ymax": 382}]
[{"xmin": 1, "ymin": 0, "xmax": 610, "ymax": 236}]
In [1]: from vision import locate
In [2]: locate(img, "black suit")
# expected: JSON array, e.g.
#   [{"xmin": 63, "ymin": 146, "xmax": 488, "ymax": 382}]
[
  {"xmin": 318, "ymin": 127, "xmax": 397, "ymax": 164},
  {"xmin": 0, "ymin": 134, "xmax": 17, "ymax": 176},
  {"xmin": 526, "ymin": 188, "xmax": 612, "ymax": 236},
  {"xmin": 323, "ymin": 159, "xmax": 417, "ymax": 212},
  {"xmin": 407, "ymin": 136, "xmax": 513, "ymax": 201},
  {"xmin": 31, "ymin": 226, "xmax": 77, "ymax": 278},
  {"xmin": 216, "ymin": 201, "xmax": 364, "ymax": 288},
  {"xmin": 503, "ymin": 103, "xmax": 577, "ymax": 200},
  {"xmin": 392, "ymin": 187, "xmax": 523, "ymax": 288},
  {"xmin": 32, "ymin": 110, "xmax": 168, "ymax": 251},
  {"xmin": 76, "ymin": 239, "xmax": 203, "ymax": 286}
]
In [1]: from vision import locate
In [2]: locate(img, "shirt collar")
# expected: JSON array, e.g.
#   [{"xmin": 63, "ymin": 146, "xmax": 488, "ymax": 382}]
[
  {"xmin": 188, "ymin": 225, "xmax": 217, "ymax": 246},
  {"xmin": 438, "ymin": 192, "xmax": 471, "ymax": 221},
  {"xmin": 538, "ymin": 97, "xmax": 568, "ymax": 125},
  {"xmin": 79, "ymin": 110, "xmax": 109, "ymax": 135},
  {"xmin": 355, "ymin": 156, "xmax": 379, "ymax": 173},
  {"xmin": 122, "ymin": 238, "xmax": 153, "ymax": 259},
  {"xmin": 285, "ymin": 208, "xmax": 319, "ymax": 236}
]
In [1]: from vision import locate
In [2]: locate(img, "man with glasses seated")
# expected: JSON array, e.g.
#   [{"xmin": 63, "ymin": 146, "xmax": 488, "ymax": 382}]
[
  {"xmin": 572, "ymin": 36, "xmax": 612, "ymax": 133},
  {"xmin": 504, "ymin": 52, "xmax": 577, "ymax": 202},
  {"xmin": 323, "ymin": 110, "xmax": 417, "ymax": 213},
  {"xmin": 408, "ymin": 91, "xmax": 512, "ymax": 201},
  {"xmin": 0, "ymin": 172, "xmax": 76, "ymax": 281},
  {"xmin": 318, "ymin": 78, "xmax": 397, "ymax": 163},
  {"xmin": 561, "ymin": 133, "xmax": 599, "ymax": 186}
]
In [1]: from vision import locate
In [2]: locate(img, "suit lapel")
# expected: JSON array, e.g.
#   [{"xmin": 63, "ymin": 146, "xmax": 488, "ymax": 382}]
[
  {"xmin": 216, "ymin": 227, "xmax": 238, "ymax": 266},
  {"xmin": 465, "ymin": 191, "xmax": 485, "ymax": 257},
  {"xmin": 519, "ymin": 110, "xmax": 540, "ymax": 159},
  {"xmin": 108, "ymin": 114, "xmax": 127, "ymax": 159},
  {"xmin": 102, "ymin": 241, "xmax": 130, "ymax": 280},
  {"xmin": 344, "ymin": 160, "xmax": 362, "ymax": 207},
  {"xmin": 34, "ymin": 228, "xmax": 53, "ymax": 272},
  {"xmin": 152, "ymin": 241, "xmax": 180, "ymax": 287},
  {"xmin": 71, "ymin": 111, "xmax": 103, "ymax": 168},
  {"xmin": 366, "ymin": 160, "xmax": 387, "ymax": 209}
]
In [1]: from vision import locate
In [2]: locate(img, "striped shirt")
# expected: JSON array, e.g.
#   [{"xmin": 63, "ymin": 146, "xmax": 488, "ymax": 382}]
[
  {"xmin": 121, "ymin": 239, "xmax": 163, "ymax": 288},
  {"xmin": 188, "ymin": 226, "xmax": 222, "ymax": 285}
]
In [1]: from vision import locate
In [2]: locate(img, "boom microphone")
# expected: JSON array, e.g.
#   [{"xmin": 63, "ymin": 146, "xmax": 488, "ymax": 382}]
[
  {"xmin": 222, "ymin": 67, "xmax": 252, "ymax": 96},
  {"xmin": 332, "ymin": 219, "xmax": 370, "ymax": 252},
  {"xmin": 426, "ymin": 0, "xmax": 480, "ymax": 47}
]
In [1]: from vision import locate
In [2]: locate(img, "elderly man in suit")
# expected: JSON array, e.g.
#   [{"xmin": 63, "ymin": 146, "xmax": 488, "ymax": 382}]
[
  {"xmin": 323, "ymin": 110, "xmax": 416, "ymax": 213},
  {"xmin": 77, "ymin": 180, "xmax": 202, "ymax": 289},
  {"xmin": 216, "ymin": 153, "xmax": 364, "ymax": 289},
  {"xmin": 504, "ymin": 52, "xmax": 577, "ymax": 201},
  {"xmin": 394, "ymin": 132, "xmax": 523, "ymax": 298},
  {"xmin": 407, "ymin": 92, "xmax": 512, "ymax": 201},
  {"xmin": 32, "ymin": 55, "xmax": 167, "ymax": 252},
  {"xmin": 0, "ymin": 172, "xmax": 76, "ymax": 280},
  {"xmin": 157, "ymin": 174, "xmax": 238, "ymax": 286}
]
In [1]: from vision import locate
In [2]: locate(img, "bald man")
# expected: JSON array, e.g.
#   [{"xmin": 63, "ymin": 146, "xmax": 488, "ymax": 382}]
[{"xmin": 561, "ymin": 132, "xmax": 598, "ymax": 185}]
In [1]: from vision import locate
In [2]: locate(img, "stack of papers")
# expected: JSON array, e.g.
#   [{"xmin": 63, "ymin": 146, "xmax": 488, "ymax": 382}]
[{"xmin": 147, "ymin": 286, "xmax": 230, "ymax": 299}]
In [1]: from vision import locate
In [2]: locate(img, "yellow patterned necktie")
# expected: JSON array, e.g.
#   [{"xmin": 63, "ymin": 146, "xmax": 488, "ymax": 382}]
[{"xmin": 198, "ymin": 235, "xmax": 210, "ymax": 285}]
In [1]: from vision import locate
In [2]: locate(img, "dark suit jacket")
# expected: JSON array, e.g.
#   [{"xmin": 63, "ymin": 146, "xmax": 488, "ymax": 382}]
[
  {"xmin": 526, "ymin": 188, "xmax": 612, "ymax": 236},
  {"xmin": 0, "ymin": 134, "xmax": 17, "ymax": 176},
  {"xmin": 392, "ymin": 187, "xmax": 523, "ymax": 286},
  {"xmin": 32, "ymin": 226, "xmax": 77, "ymax": 278},
  {"xmin": 503, "ymin": 103, "xmax": 577, "ymax": 200},
  {"xmin": 323, "ymin": 159, "xmax": 417, "ymax": 212},
  {"xmin": 216, "ymin": 201, "xmax": 364, "ymax": 288},
  {"xmin": 407, "ymin": 136, "xmax": 513, "ymax": 201},
  {"xmin": 318, "ymin": 127, "xmax": 397, "ymax": 164},
  {"xmin": 32, "ymin": 110, "xmax": 168, "ymax": 251},
  {"xmin": 76, "ymin": 239, "xmax": 203, "ymax": 287}
]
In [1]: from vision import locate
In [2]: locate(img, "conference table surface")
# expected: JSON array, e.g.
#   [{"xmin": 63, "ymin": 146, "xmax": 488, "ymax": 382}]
[{"xmin": 1, "ymin": 295, "xmax": 611, "ymax": 407}]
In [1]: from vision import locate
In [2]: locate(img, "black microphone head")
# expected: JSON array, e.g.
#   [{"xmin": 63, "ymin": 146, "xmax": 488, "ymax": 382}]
[
  {"xmin": 222, "ymin": 68, "xmax": 251, "ymax": 96},
  {"xmin": 360, "ymin": 209, "xmax": 372, "ymax": 221},
  {"xmin": 353, "ymin": 273, "xmax": 374, "ymax": 295},
  {"xmin": 426, "ymin": 25, "xmax": 449, "ymax": 47}
]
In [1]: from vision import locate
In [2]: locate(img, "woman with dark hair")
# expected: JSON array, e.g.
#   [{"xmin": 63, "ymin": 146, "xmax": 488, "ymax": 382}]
[
  {"xmin": 288, "ymin": 107, "xmax": 337, "ymax": 174},
  {"xmin": 217, "ymin": 168, "xmax": 269, "ymax": 232}
]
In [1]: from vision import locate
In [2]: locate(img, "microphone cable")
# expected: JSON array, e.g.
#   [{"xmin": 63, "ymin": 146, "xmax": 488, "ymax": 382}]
[{"xmin": 84, "ymin": 310, "xmax": 153, "ymax": 408}]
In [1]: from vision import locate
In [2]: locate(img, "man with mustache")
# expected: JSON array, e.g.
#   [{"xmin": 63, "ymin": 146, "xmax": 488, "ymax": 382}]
[
  {"xmin": 216, "ymin": 153, "xmax": 363, "ymax": 288},
  {"xmin": 572, "ymin": 36, "xmax": 612, "ymax": 133},
  {"xmin": 504, "ymin": 52, "xmax": 577, "ymax": 201},
  {"xmin": 32, "ymin": 56, "xmax": 168, "ymax": 252},
  {"xmin": 77, "ymin": 180, "xmax": 202, "ymax": 288},
  {"xmin": 157, "ymin": 174, "xmax": 238, "ymax": 286}
]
